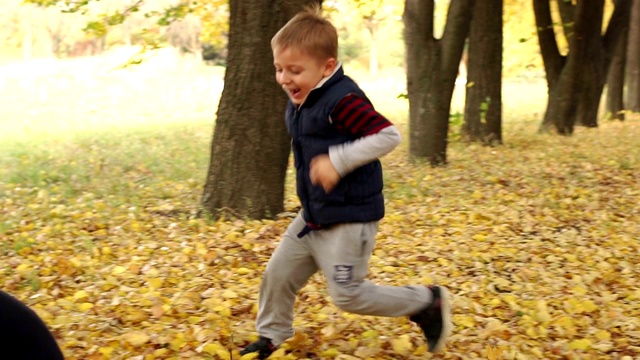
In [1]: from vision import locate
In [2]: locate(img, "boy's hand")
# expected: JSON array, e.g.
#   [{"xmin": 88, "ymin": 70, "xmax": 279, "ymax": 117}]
[{"xmin": 310, "ymin": 154, "xmax": 340, "ymax": 193}]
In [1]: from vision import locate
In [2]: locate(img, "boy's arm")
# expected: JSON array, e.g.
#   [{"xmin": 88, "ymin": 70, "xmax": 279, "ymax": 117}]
[
  {"xmin": 329, "ymin": 127, "xmax": 401, "ymax": 177},
  {"xmin": 328, "ymin": 94, "xmax": 402, "ymax": 177}
]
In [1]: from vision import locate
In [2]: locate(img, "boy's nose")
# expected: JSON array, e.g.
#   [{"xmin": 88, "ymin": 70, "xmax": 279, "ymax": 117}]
[{"xmin": 278, "ymin": 72, "xmax": 290, "ymax": 85}]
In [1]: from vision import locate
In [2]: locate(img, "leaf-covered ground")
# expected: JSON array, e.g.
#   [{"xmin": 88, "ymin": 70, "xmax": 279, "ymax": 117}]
[{"xmin": 1, "ymin": 54, "xmax": 639, "ymax": 359}]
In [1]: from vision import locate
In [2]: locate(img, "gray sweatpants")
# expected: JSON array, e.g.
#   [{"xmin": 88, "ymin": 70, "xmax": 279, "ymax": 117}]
[{"xmin": 256, "ymin": 213, "xmax": 432, "ymax": 345}]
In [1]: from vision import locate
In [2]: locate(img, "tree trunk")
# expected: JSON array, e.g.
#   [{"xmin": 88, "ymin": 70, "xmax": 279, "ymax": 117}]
[
  {"xmin": 605, "ymin": 0, "xmax": 632, "ymax": 120},
  {"xmin": 201, "ymin": 0, "xmax": 321, "ymax": 219},
  {"xmin": 628, "ymin": 0, "xmax": 640, "ymax": 112},
  {"xmin": 533, "ymin": 0, "xmax": 565, "ymax": 93},
  {"xmin": 556, "ymin": 0, "xmax": 576, "ymax": 42},
  {"xmin": 403, "ymin": 0, "xmax": 472, "ymax": 165},
  {"xmin": 533, "ymin": 0, "xmax": 565, "ymax": 133},
  {"xmin": 574, "ymin": 1, "xmax": 605, "ymax": 128},
  {"xmin": 606, "ymin": 42, "xmax": 627, "ymax": 120},
  {"xmin": 534, "ymin": 0, "xmax": 625, "ymax": 134},
  {"xmin": 463, "ymin": 0, "xmax": 503, "ymax": 145}
]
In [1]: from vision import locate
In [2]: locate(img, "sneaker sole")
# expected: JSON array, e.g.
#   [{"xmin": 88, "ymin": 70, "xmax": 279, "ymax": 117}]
[{"xmin": 430, "ymin": 286, "xmax": 452, "ymax": 353}]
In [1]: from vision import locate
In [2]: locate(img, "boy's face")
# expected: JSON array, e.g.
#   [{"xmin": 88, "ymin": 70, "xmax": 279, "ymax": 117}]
[{"xmin": 273, "ymin": 46, "xmax": 337, "ymax": 105}]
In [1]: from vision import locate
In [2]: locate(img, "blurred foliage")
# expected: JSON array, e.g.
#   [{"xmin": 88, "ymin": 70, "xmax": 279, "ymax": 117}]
[
  {"xmin": 7, "ymin": 0, "xmax": 228, "ymax": 59},
  {"xmin": 23, "ymin": 0, "xmax": 91, "ymax": 13},
  {"xmin": 1, "ymin": 0, "xmax": 608, "ymax": 78},
  {"xmin": 151, "ymin": 2, "xmax": 189, "ymax": 26},
  {"xmin": 325, "ymin": 0, "xmax": 404, "ymax": 70},
  {"xmin": 193, "ymin": 0, "xmax": 228, "ymax": 59}
]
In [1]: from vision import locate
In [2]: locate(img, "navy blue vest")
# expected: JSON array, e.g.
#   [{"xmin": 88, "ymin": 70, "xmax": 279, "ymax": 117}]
[{"xmin": 285, "ymin": 67, "xmax": 385, "ymax": 226}]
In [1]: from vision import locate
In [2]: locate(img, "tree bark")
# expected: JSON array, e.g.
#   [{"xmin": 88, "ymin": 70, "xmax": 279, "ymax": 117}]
[
  {"xmin": 534, "ymin": 0, "xmax": 564, "ymax": 132},
  {"xmin": 556, "ymin": 0, "xmax": 576, "ymax": 42},
  {"xmin": 533, "ymin": 0, "xmax": 565, "ymax": 90},
  {"xmin": 606, "ymin": 42, "xmax": 627, "ymax": 120},
  {"xmin": 201, "ymin": 0, "xmax": 321, "ymax": 219},
  {"xmin": 534, "ymin": 0, "xmax": 626, "ymax": 134},
  {"xmin": 404, "ymin": 0, "xmax": 472, "ymax": 165},
  {"xmin": 463, "ymin": 0, "xmax": 503, "ymax": 145},
  {"xmin": 574, "ymin": 1, "xmax": 605, "ymax": 128},
  {"xmin": 605, "ymin": 0, "xmax": 632, "ymax": 120},
  {"xmin": 628, "ymin": 0, "xmax": 640, "ymax": 111}
]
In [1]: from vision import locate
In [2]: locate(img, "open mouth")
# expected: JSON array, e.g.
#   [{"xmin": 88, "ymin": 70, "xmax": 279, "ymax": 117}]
[{"xmin": 289, "ymin": 89, "xmax": 301, "ymax": 98}]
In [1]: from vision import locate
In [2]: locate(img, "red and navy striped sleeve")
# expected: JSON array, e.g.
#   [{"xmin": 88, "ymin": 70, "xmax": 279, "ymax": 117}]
[{"xmin": 331, "ymin": 94, "xmax": 393, "ymax": 137}]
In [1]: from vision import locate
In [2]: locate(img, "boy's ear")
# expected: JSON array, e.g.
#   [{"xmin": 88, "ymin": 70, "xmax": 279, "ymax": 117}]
[{"xmin": 323, "ymin": 57, "xmax": 337, "ymax": 76}]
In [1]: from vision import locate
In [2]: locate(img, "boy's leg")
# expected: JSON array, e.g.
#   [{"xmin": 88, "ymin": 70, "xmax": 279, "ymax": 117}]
[
  {"xmin": 255, "ymin": 213, "xmax": 319, "ymax": 345},
  {"xmin": 308, "ymin": 222, "xmax": 452, "ymax": 352},
  {"xmin": 308, "ymin": 222, "xmax": 431, "ymax": 316}
]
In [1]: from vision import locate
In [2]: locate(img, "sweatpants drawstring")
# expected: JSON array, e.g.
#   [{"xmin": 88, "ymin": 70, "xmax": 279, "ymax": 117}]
[{"xmin": 297, "ymin": 222, "xmax": 323, "ymax": 238}]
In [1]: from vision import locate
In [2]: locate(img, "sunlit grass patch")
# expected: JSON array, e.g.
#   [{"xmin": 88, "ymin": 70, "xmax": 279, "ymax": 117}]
[{"xmin": 1, "ymin": 122, "xmax": 212, "ymax": 200}]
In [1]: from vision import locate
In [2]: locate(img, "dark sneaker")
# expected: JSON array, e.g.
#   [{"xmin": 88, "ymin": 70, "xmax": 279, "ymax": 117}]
[
  {"xmin": 409, "ymin": 286, "xmax": 452, "ymax": 353},
  {"xmin": 239, "ymin": 336, "xmax": 277, "ymax": 359}
]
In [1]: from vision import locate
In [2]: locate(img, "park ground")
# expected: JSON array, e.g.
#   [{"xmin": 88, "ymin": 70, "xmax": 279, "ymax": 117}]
[{"xmin": 0, "ymin": 49, "xmax": 639, "ymax": 359}]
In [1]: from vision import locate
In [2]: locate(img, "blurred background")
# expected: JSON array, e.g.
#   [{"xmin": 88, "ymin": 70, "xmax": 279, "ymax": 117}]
[
  {"xmin": 0, "ymin": 0, "xmax": 549, "ymax": 76},
  {"xmin": 0, "ymin": 0, "xmax": 561, "ymax": 144}
]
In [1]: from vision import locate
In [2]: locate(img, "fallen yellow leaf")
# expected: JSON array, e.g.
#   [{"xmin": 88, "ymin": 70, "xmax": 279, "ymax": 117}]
[
  {"xmin": 123, "ymin": 331, "xmax": 150, "ymax": 347},
  {"xmin": 390, "ymin": 335, "xmax": 413, "ymax": 356},
  {"xmin": 568, "ymin": 338, "xmax": 592, "ymax": 350}
]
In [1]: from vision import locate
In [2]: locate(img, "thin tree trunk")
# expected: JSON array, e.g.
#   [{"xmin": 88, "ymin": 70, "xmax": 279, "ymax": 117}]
[
  {"xmin": 463, "ymin": 0, "xmax": 503, "ymax": 145},
  {"xmin": 404, "ymin": 0, "xmax": 472, "ymax": 165},
  {"xmin": 201, "ymin": 0, "xmax": 322, "ymax": 219},
  {"xmin": 556, "ymin": 0, "xmax": 576, "ymax": 41},
  {"xmin": 627, "ymin": 0, "xmax": 640, "ymax": 111},
  {"xmin": 533, "ymin": 0, "xmax": 565, "ymax": 131},
  {"xmin": 605, "ymin": 0, "xmax": 632, "ymax": 120},
  {"xmin": 606, "ymin": 44, "xmax": 627, "ymax": 120}
]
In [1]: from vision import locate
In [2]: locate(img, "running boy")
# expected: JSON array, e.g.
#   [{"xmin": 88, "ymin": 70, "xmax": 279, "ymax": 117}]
[{"xmin": 240, "ymin": 6, "xmax": 452, "ymax": 359}]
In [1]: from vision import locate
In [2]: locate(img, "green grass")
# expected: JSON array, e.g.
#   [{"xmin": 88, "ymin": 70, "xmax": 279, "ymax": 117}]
[{"xmin": 0, "ymin": 123, "xmax": 212, "ymax": 198}]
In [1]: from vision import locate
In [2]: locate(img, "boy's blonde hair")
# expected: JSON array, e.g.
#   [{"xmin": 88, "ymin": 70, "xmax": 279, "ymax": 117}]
[{"xmin": 271, "ymin": 5, "xmax": 338, "ymax": 61}]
